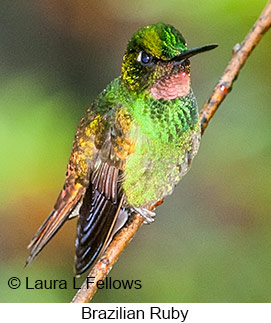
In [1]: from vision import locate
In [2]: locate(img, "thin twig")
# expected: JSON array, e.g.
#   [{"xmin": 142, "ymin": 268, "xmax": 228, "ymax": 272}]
[{"xmin": 72, "ymin": 0, "xmax": 271, "ymax": 303}]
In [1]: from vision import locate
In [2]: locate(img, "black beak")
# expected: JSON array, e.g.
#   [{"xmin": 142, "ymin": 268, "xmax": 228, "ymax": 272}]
[{"xmin": 173, "ymin": 44, "xmax": 218, "ymax": 64}]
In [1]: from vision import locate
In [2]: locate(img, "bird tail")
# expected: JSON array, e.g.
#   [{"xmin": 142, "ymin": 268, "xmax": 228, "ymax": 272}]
[{"xmin": 25, "ymin": 183, "xmax": 84, "ymax": 266}]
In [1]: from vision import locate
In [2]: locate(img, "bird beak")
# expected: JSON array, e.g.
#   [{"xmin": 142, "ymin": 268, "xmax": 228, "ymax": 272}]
[{"xmin": 173, "ymin": 44, "xmax": 218, "ymax": 64}]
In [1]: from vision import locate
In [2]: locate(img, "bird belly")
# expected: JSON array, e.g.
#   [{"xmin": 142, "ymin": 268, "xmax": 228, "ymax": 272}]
[{"xmin": 122, "ymin": 125, "xmax": 200, "ymax": 208}]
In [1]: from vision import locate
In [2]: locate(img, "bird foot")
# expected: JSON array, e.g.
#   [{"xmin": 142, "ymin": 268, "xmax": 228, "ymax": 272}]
[{"xmin": 132, "ymin": 207, "xmax": 156, "ymax": 224}]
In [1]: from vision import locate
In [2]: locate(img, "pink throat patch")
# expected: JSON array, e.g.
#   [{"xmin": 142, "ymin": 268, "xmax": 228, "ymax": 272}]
[{"xmin": 150, "ymin": 72, "xmax": 190, "ymax": 100}]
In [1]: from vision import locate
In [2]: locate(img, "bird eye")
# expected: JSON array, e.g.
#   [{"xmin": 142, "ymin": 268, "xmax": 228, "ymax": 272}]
[{"xmin": 137, "ymin": 51, "xmax": 153, "ymax": 66}]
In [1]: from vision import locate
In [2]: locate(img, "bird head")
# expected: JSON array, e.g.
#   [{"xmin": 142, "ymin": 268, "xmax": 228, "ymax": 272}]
[{"xmin": 121, "ymin": 23, "xmax": 217, "ymax": 100}]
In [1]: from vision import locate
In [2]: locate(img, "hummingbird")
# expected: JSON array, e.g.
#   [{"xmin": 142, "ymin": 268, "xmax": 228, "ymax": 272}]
[{"xmin": 26, "ymin": 23, "xmax": 217, "ymax": 275}]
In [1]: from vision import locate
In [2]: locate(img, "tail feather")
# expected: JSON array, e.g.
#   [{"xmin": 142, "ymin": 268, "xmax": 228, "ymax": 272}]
[{"xmin": 26, "ymin": 184, "xmax": 84, "ymax": 266}]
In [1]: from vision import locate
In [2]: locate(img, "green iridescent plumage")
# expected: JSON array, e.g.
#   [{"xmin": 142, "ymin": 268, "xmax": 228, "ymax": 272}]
[
  {"xmin": 128, "ymin": 23, "xmax": 187, "ymax": 59},
  {"xmin": 90, "ymin": 78, "xmax": 200, "ymax": 207},
  {"xmin": 26, "ymin": 23, "xmax": 217, "ymax": 275}
]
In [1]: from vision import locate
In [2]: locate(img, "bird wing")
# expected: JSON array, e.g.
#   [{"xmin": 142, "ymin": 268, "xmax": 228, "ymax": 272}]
[{"xmin": 75, "ymin": 105, "xmax": 135, "ymax": 275}]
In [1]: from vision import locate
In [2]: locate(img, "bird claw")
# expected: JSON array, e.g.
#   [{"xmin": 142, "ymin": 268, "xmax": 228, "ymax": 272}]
[{"xmin": 132, "ymin": 207, "xmax": 156, "ymax": 224}]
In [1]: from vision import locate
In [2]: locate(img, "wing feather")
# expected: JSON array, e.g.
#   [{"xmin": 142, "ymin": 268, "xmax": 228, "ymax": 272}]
[{"xmin": 75, "ymin": 164, "xmax": 123, "ymax": 275}]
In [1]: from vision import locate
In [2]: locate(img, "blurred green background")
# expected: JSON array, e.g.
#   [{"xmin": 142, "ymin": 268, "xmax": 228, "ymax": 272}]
[{"xmin": 1, "ymin": 0, "xmax": 271, "ymax": 303}]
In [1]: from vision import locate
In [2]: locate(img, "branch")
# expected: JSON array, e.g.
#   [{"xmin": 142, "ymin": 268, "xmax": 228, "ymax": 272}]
[
  {"xmin": 71, "ymin": 213, "xmax": 143, "ymax": 303},
  {"xmin": 72, "ymin": 1, "xmax": 271, "ymax": 303},
  {"xmin": 200, "ymin": 0, "xmax": 271, "ymax": 135}
]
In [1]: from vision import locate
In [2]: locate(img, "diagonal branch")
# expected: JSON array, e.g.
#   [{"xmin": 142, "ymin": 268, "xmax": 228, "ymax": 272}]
[
  {"xmin": 200, "ymin": 0, "xmax": 271, "ymax": 135},
  {"xmin": 72, "ymin": 0, "xmax": 271, "ymax": 303}
]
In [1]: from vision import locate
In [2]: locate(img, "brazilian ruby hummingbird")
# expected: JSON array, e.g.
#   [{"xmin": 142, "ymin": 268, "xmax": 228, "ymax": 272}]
[{"xmin": 26, "ymin": 23, "xmax": 217, "ymax": 275}]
